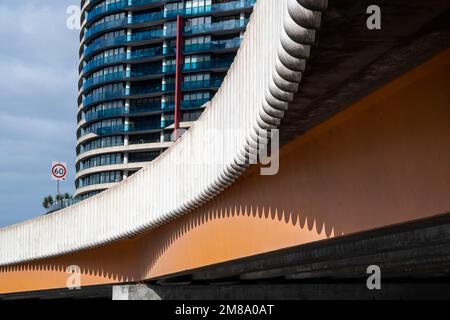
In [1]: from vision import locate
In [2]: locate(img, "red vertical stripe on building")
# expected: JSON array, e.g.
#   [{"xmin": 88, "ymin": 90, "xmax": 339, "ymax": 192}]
[{"xmin": 174, "ymin": 15, "xmax": 184, "ymax": 140}]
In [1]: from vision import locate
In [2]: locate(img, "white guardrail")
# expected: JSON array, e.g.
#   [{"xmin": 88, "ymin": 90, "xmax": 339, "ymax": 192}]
[{"xmin": 0, "ymin": 0, "xmax": 327, "ymax": 266}]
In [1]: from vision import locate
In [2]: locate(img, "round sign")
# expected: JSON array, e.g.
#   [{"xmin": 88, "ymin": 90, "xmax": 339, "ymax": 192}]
[{"xmin": 52, "ymin": 163, "xmax": 67, "ymax": 180}]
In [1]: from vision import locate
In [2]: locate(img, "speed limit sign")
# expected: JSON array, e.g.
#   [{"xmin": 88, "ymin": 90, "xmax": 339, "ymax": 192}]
[{"xmin": 51, "ymin": 161, "xmax": 67, "ymax": 181}]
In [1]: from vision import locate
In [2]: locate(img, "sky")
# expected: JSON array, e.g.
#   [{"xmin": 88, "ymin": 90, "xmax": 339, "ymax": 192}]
[{"xmin": 0, "ymin": 1, "xmax": 80, "ymax": 227}]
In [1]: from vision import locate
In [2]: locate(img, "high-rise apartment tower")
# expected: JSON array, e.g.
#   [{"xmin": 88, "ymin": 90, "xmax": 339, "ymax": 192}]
[{"xmin": 76, "ymin": 0, "xmax": 255, "ymax": 199}]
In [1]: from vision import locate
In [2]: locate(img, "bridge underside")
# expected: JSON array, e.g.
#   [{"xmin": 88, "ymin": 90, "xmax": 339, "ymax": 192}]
[
  {"xmin": 3, "ymin": 212, "xmax": 450, "ymax": 300},
  {"xmin": 1, "ymin": 46, "xmax": 449, "ymax": 294}
]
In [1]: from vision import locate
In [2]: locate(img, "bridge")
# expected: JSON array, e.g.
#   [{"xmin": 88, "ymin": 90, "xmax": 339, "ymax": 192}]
[{"xmin": 1, "ymin": 0, "xmax": 450, "ymax": 299}]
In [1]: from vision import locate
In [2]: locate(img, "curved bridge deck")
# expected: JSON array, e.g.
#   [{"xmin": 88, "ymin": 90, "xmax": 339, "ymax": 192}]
[{"xmin": 0, "ymin": 0, "xmax": 449, "ymax": 296}]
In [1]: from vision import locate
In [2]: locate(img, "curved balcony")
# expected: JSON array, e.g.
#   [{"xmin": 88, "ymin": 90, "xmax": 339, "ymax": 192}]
[
  {"xmin": 85, "ymin": 0, "xmax": 256, "ymax": 25},
  {"xmin": 84, "ymin": 11, "xmax": 166, "ymax": 41},
  {"xmin": 85, "ymin": 103, "xmax": 162, "ymax": 122},
  {"xmin": 82, "ymin": 18, "xmax": 246, "ymax": 65},
  {"xmin": 129, "ymin": 66, "xmax": 162, "ymax": 79},
  {"xmin": 182, "ymin": 78, "xmax": 223, "ymax": 91},
  {"xmin": 79, "ymin": 157, "xmax": 124, "ymax": 172},
  {"xmin": 129, "ymin": 83, "xmax": 175, "ymax": 97},
  {"xmin": 81, "ymin": 0, "xmax": 255, "ymax": 46},
  {"xmin": 84, "ymin": 29, "xmax": 168, "ymax": 60},
  {"xmin": 84, "ymin": 35, "xmax": 128, "ymax": 58},
  {"xmin": 184, "ymin": 19, "xmax": 248, "ymax": 35},
  {"xmin": 83, "ymin": 89, "xmax": 126, "ymax": 107},
  {"xmin": 183, "ymin": 58, "xmax": 234, "ymax": 72},
  {"xmin": 130, "ymin": 29, "xmax": 164, "ymax": 42},
  {"xmin": 77, "ymin": 141, "xmax": 171, "ymax": 163},
  {"xmin": 130, "ymin": 46, "xmax": 175, "ymax": 60},
  {"xmin": 78, "ymin": 175, "xmax": 123, "ymax": 189},
  {"xmin": 82, "ymin": 46, "xmax": 175, "ymax": 77},
  {"xmin": 132, "ymin": 11, "xmax": 164, "ymax": 25},
  {"xmin": 83, "ymin": 71, "xmax": 126, "ymax": 92},
  {"xmin": 85, "ymin": 0, "xmax": 166, "ymax": 23},
  {"xmin": 82, "ymin": 53, "xmax": 127, "ymax": 75},
  {"xmin": 84, "ymin": 17, "xmax": 128, "ymax": 40},
  {"xmin": 86, "ymin": 0, "xmax": 128, "ymax": 23},
  {"xmin": 184, "ymin": 38, "xmax": 241, "ymax": 54},
  {"xmin": 73, "ymin": 183, "xmax": 113, "ymax": 198},
  {"xmin": 85, "ymin": 122, "xmax": 164, "ymax": 137},
  {"xmin": 83, "ymin": 81, "xmax": 175, "ymax": 108},
  {"xmin": 210, "ymin": 0, "xmax": 256, "ymax": 13},
  {"xmin": 129, "ymin": 64, "xmax": 176, "ymax": 81},
  {"xmin": 181, "ymin": 98, "xmax": 209, "ymax": 109}
]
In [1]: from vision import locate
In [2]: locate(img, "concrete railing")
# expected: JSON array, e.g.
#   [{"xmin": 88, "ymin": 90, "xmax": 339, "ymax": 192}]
[{"xmin": 0, "ymin": 0, "xmax": 327, "ymax": 266}]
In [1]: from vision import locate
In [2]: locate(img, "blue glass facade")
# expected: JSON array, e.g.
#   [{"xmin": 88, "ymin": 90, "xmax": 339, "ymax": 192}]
[{"xmin": 76, "ymin": 0, "xmax": 255, "ymax": 198}]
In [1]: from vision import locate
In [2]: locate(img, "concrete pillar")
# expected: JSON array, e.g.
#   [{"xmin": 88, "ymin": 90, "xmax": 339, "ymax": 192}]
[
  {"xmin": 126, "ymin": 46, "xmax": 132, "ymax": 60},
  {"xmin": 161, "ymin": 113, "xmax": 166, "ymax": 140},
  {"xmin": 163, "ymin": 40, "xmax": 169, "ymax": 55},
  {"xmin": 124, "ymin": 112, "xmax": 130, "ymax": 179},
  {"xmin": 126, "ymin": 63, "xmax": 131, "ymax": 78},
  {"xmin": 240, "ymin": 12, "xmax": 246, "ymax": 38},
  {"xmin": 112, "ymin": 285, "xmax": 162, "ymax": 300},
  {"xmin": 125, "ymin": 81, "xmax": 131, "ymax": 96}
]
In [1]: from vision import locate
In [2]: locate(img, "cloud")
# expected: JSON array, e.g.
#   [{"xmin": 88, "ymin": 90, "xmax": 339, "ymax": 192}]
[{"xmin": 0, "ymin": 1, "xmax": 79, "ymax": 227}]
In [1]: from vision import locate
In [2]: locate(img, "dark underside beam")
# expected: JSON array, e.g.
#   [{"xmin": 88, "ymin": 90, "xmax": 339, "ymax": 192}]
[
  {"xmin": 2, "ymin": 212, "xmax": 450, "ymax": 300},
  {"xmin": 280, "ymin": 0, "xmax": 450, "ymax": 145}
]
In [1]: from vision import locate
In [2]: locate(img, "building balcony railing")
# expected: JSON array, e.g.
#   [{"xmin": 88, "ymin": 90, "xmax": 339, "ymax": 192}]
[
  {"xmin": 84, "ymin": 2, "xmax": 256, "ymax": 45},
  {"xmin": 130, "ymin": 29, "xmax": 164, "ymax": 42},
  {"xmin": 87, "ymin": 0, "xmax": 166, "ymax": 22},
  {"xmin": 181, "ymin": 98, "xmax": 209, "ymax": 109},
  {"xmin": 84, "ymin": 17, "xmax": 127, "ymax": 39},
  {"xmin": 82, "ymin": 46, "xmax": 176, "ymax": 76},
  {"xmin": 161, "ymin": 64, "xmax": 176, "ymax": 73},
  {"xmin": 130, "ymin": 46, "xmax": 176, "ymax": 60},
  {"xmin": 83, "ymin": 71, "xmax": 126, "ymax": 91},
  {"xmin": 83, "ymin": 82, "xmax": 177, "ymax": 107},
  {"xmin": 160, "ymin": 98, "xmax": 209, "ymax": 110},
  {"xmin": 84, "ymin": 35, "xmax": 128, "ymax": 57},
  {"xmin": 82, "ymin": 53, "xmax": 127, "ymax": 75},
  {"xmin": 210, "ymin": 0, "xmax": 256, "ymax": 13},
  {"xmin": 81, "ymin": 117, "xmax": 176, "ymax": 137},
  {"xmin": 130, "ymin": 0, "xmax": 163, "ymax": 7},
  {"xmin": 78, "ymin": 175, "xmax": 123, "ymax": 189},
  {"xmin": 184, "ymin": 19, "xmax": 248, "ymax": 35},
  {"xmin": 86, "ymin": 0, "xmax": 255, "ymax": 24},
  {"xmin": 85, "ymin": 121, "xmax": 164, "ymax": 136},
  {"xmin": 84, "ymin": 30, "xmax": 175, "ymax": 58},
  {"xmin": 129, "ymin": 83, "xmax": 175, "ymax": 96},
  {"xmin": 183, "ymin": 58, "xmax": 234, "ymax": 71},
  {"xmin": 83, "ymin": 11, "xmax": 251, "ymax": 60},
  {"xmin": 129, "ymin": 64, "xmax": 176, "ymax": 79},
  {"xmin": 182, "ymin": 78, "xmax": 223, "ymax": 90},
  {"xmin": 161, "ymin": 119, "xmax": 175, "ymax": 128},
  {"xmin": 129, "ymin": 122, "xmax": 163, "ymax": 132},
  {"xmin": 83, "ymin": 89, "xmax": 126, "ymax": 107},
  {"xmin": 86, "ymin": 0, "xmax": 128, "ymax": 22},
  {"xmin": 47, "ymin": 198, "xmax": 81, "ymax": 214},
  {"xmin": 184, "ymin": 38, "xmax": 241, "ymax": 53},
  {"xmin": 80, "ymin": 159, "xmax": 123, "ymax": 171},
  {"xmin": 129, "ymin": 67, "xmax": 163, "ymax": 78},
  {"xmin": 132, "ymin": 11, "xmax": 164, "ymax": 25},
  {"xmin": 84, "ymin": 103, "xmax": 162, "ymax": 122}
]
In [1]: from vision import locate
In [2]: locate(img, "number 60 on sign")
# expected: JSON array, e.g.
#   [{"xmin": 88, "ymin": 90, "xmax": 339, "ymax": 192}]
[{"xmin": 52, "ymin": 162, "xmax": 67, "ymax": 181}]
